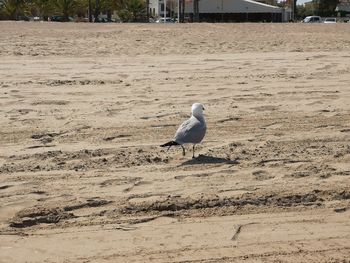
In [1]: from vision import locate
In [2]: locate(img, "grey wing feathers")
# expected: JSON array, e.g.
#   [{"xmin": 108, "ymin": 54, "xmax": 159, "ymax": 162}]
[{"xmin": 174, "ymin": 116, "xmax": 206, "ymax": 144}]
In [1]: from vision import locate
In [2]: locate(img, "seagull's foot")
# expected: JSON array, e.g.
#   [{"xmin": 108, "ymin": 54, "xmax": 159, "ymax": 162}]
[{"xmin": 192, "ymin": 144, "xmax": 196, "ymax": 159}]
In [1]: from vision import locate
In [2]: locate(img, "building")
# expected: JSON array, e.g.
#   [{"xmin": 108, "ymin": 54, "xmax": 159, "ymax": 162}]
[
  {"xmin": 149, "ymin": 0, "xmax": 289, "ymax": 22},
  {"xmin": 255, "ymin": 0, "xmax": 277, "ymax": 6},
  {"xmin": 149, "ymin": 0, "xmax": 176, "ymax": 18}
]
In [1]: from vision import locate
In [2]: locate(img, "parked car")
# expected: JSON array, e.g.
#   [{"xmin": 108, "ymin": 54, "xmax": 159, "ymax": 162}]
[
  {"xmin": 155, "ymin": 17, "xmax": 175, "ymax": 23},
  {"xmin": 94, "ymin": 17, "xmax": 115, "ymax": 23},
  {"xmin": 50, "ymin": 16, "xmax": 73, "ymax": 22},
  {"xmin": 324, "ymin": 17, "xmax": 337, "ymax": 23},
  {"xmin": 17, "ymin": 16, "xmax": 30, "ymax": 21},
  {"xmin": 302, "ymin": 16, "xmax": 322, "ymax": 23}
]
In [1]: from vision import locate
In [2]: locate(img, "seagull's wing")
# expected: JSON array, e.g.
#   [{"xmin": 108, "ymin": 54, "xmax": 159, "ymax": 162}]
[{"xmin": 174, "ymin": 116, "xmax": 206, "ymax": 144}]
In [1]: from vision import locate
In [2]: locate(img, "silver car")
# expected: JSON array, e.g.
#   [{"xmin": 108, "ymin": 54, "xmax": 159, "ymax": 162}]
[
  {"xmin": 303, "ymin": 16, "xmax": 322, "ymax": 23},
  {"xmin": 324, "ymin": 18, "xmax": 337, "ymax": 23},
  {"xmin": 155, "ymin": 18, "xmax": 175, "ymax": 23}
]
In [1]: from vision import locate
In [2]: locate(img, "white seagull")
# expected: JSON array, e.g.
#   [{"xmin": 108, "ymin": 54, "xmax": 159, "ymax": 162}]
[{"xmin": 160, "ymin": 103, "xmax": 206, "ymax": 158}]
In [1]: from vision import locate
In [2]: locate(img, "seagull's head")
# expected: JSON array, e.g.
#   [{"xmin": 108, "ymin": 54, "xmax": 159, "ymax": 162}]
[{"xmin": 191, "ymin": 103, "xmax": 205, "ymax": 118}]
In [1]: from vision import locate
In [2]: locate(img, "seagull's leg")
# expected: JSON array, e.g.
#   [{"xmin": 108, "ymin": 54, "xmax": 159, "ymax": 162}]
[
  {"xmin": 192, "ymin": 144, "xmax": 196, "ymax": 159},
  {"xmin": 181, "ymin": 145, "xmax": 186, "ymax": 156}
]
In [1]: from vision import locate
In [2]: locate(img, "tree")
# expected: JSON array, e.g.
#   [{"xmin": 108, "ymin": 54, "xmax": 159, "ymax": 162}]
[
  {"xmin": 0, "ymin": 0, "xmax": 26, "ymax": 19},
  {"xmin": 74, "ymin": 0, "xmax": 88, "ymax": 18},
  {"xmin": 314, "ymin": 0, "xmax": 339, "ymax": 17},
  {"xmin": 99, "ymin": 0, "xmax": 114, "ymax": 19},
  {"xmin": 31, "ymin": 0, "xmax": 54, "ymax": 19},
  {"xmin": 53, "ymin": 0, "xmax": 77, "ymax": 21},
  {"xmin": 296, "ymin": 0, "xmax": 339, "ymax": 19},
  {"xmin": 93, "ymin": 0, "xmax": 113, "ymax": 21},
  {"xmin": 296, "ymin": 1, "xmax": 315, "ymax": 18},
  {"xmin": 0, "ymin": 0, "xmax": 150, "ymax": 21},
  {"xmin": 117, "ymin": 0, "xmax": 146, "ymax": 22}
]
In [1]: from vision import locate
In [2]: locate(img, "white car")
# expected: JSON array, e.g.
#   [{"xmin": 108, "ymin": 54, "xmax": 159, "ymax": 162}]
[
  {"xmin": 155, "ymin": 18, "xmax": 174, "ymax": 23},
  {"xmin": 324, "ymin": 18, "xmax": 337, "ymax": 23},
  {"xmin": 302, "ymin": 16, "xmax": 322, "ymax": 23}
]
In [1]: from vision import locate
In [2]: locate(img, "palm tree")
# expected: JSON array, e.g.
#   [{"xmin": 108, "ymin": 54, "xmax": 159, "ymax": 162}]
[
  {"xmin": 115, "ymin": 0, "xmax": 145, "ymax": 21},
  {"xmin": 0, "ymin": 0, "xmax": 25, "ymax": 20},
  {"xmin": 32, "ymin": 0, "xmax": 54, "ymax": 19},
  {"xmin": 99, "ymin": 0, "xmax": 114, "ymax": 20},
  {"xmin": 54, "ymin": 0, "xmax": 76, "ymax": 21}
]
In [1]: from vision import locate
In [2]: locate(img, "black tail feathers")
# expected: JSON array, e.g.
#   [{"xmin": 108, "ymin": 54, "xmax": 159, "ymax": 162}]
[{"xmin": 160, "ymin": 141, "xmax": 179, "ymax": 147}]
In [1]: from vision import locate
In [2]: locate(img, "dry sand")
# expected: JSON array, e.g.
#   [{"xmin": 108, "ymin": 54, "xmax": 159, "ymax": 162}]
[{"xmin": 0, "ymin": 21, "xmax": 350, "ymax": 262}]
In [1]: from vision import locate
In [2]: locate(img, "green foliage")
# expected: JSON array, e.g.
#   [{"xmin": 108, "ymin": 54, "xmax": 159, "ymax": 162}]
[
  {"xmin": 296, "ymin": 2, "xmax": 315, "ymax": 18},
  {"xmin": 72, "ymin": 0, "xmax": 86, "ymax": 17},
  {"xmin": 296, "ymin": 0, "xmax": 339, "ymax": 19},
  {"xmin": 117, "ymin": 0, "xmax": 145, "ymax": 22},
  {"xmin": 29, "ymin": 0, "xmax": 54, "ymax": 17},
  {"xmin": 53, "ymin": 0, "xmax": 76, "ymax": 20},
  {"xmin": 0, "ymin": 0, "xmax": 26, "ymax": 19},
  {"xmin": 98, "ymin": 0, "xmax": 113, "ymax": 12},
  {"xmin": 315, "ymin": 0, "xmax": 339, "ymax": 17}
]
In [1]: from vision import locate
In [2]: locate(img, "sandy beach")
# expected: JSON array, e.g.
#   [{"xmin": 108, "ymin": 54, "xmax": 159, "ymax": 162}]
[{"xmin": 0, "ymin": 21, "xmax": 350, "ymax": 262}]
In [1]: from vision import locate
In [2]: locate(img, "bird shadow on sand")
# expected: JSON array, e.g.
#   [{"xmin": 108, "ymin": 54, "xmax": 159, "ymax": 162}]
[{"xmin": 180, "ymin": 154, "xmax": 239, "ymax": 166}]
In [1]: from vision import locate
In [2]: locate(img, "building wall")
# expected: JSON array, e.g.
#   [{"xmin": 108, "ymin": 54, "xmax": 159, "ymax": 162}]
[
  {"xmin": 149, "ymin": 0, "xmax": 284, "ymax": 21},
  {"xmin": 199, "ymin": 12, "xmax": 282, "ymax": 22},
  {"xmin": 149, "ymin": 0, "xmax": 177, "ymax": 17},
  {"xmin": 184, "ymin": 0, "xmax": 282, "ymax": 14}
]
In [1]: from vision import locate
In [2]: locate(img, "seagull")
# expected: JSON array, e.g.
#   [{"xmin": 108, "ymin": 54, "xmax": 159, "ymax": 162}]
[{"xmin": 160, "ymin": 103, "xmax": 206, "ymax": 158}]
